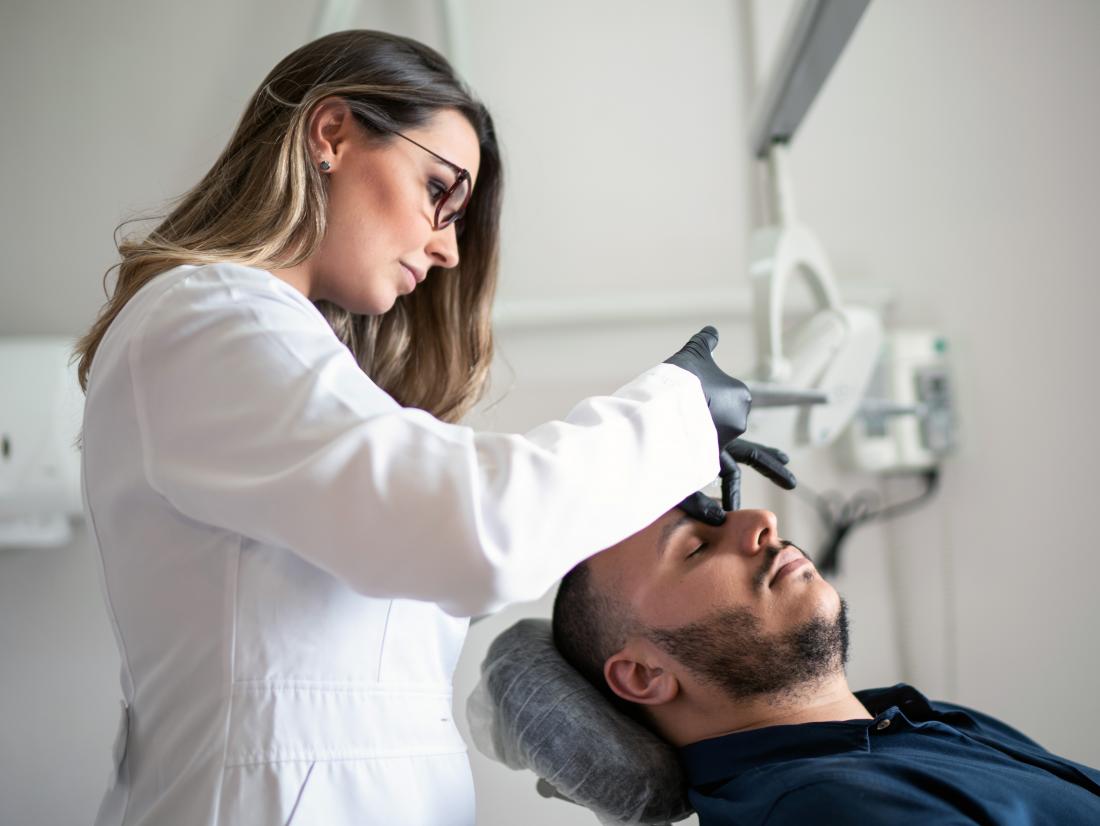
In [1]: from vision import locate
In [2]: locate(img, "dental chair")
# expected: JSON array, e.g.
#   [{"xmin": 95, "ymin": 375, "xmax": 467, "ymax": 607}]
[{"xmin": 466, "ymin": 618, "xmax": 692, "ymax": 825}]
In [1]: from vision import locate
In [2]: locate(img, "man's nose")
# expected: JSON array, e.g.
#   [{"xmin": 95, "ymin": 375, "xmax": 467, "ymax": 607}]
[
  {"xmin": 733, "ymin": 509, "xmax": 780, "ymax": 556},
  {"xmin": 426, "ymin": 223, "xmax": 460, "ymax": 270}
]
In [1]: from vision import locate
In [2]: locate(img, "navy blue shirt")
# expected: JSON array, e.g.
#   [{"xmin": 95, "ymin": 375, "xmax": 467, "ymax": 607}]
[{"xmin": 679, "ymin": 684, "xmax": 1100, "ymax": 825}]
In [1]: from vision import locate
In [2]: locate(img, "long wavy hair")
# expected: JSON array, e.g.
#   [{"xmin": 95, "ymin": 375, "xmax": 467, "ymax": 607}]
[{"xmin": 74, "ymin": 29, "xmax": 503, "ymax": 423}]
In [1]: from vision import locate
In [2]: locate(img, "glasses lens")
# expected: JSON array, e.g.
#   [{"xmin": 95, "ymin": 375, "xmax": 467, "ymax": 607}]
[{"xmin": 438, "ymin": 173, "xmax": 471, "ymax": 229}]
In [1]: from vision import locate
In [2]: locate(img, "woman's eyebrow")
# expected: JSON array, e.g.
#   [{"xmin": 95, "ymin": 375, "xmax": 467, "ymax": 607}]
[
  {"xmin": 655, "ymin": 514, "xmax": 694, "ymax": 558},
  {"xmin": 425, "ymin": 159, "xmax": 463, "ymax": 188},
  {"xmin": 426, "ymin": 157, "xmax": 462, "ymax": 178}
]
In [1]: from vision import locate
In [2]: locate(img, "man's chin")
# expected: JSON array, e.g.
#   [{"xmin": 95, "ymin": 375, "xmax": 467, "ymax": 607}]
[{"xmin": 790, "ymin": 574, "xmax": 843, "ymax": 626}]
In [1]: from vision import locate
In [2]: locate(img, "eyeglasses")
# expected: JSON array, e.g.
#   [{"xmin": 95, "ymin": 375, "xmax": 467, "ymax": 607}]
[{"xmin": 374, "ymin": 124, "xmax": 472, "ymax": 235}]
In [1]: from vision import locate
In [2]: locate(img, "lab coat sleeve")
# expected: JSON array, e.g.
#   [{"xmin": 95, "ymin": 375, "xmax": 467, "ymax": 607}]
[{"xmin": 127, "ymin": 268, "xmax": 718, "ymax": 616}]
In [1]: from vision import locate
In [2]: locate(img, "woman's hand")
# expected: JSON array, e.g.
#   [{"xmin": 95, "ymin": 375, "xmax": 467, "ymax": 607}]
[
  {"xmin": 677, "ymin": 439, "xmax": 797, "ymax": 524},
  {"xmin": 664, "ymin": 326, "xmax": 752, "ymax": 447},
  {"xmin": 719, "ymin": 439, "xmax": 797, "ymax": 512}
]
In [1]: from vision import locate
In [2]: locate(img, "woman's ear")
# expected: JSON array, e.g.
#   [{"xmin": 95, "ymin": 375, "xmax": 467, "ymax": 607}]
[
  {"xmin": 604, "ymin": 645, "xmax": 679, "ymax": 707},
  {"xmin": 307, "ymin": 97, "xmax": 356, "ymax": 170}
]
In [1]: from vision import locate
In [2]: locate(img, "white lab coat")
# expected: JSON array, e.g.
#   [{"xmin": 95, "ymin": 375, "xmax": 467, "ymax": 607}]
[{"xmin": 82, "ymin": 262, "xmax": 717, "ymax": 825}]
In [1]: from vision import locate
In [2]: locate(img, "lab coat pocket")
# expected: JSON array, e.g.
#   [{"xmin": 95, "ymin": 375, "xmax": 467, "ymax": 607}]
[
  {"xmin": 280, "ymin": 756, "xmax": 475, "ymax": 825},
  {"xmin": 218, "ymin": 761, "xmax": 320, "ymax": 825},
  {"xmin": 283, "ymin": 761, "xmax": 317, "ymax": 826}
]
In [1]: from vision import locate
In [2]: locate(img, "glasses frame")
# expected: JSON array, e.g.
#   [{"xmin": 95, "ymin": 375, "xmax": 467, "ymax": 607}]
[{"xmin": 384, "ymin": 129, "xmax": 472, "ymax": 233}]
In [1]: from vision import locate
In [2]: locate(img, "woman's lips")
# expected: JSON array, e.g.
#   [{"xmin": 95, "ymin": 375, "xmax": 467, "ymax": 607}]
[{"xmin": 400, "ymin": 263, "xmax": 418, "ymax": 290}]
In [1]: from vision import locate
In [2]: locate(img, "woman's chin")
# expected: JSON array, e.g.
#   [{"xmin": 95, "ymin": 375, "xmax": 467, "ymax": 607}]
[{"xmin": 338, "ymin": 289, "xmax": 399, "ymax": 316}]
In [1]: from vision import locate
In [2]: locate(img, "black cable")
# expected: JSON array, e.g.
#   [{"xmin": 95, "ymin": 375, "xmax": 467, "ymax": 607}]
[{"xmin": 796, "ymin": 468, "xmax": 941, "ymax": 576}]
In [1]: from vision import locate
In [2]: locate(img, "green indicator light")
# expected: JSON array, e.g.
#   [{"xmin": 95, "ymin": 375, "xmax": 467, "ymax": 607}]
[{"xmin": 934, "ymin": 337, "xmax": 948, "ymax": 353}]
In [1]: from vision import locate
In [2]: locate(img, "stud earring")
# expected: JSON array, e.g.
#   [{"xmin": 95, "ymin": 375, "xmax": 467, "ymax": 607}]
[{"xmin": 319, "ymin": 160, "xmax": 331, "ymax": 172}]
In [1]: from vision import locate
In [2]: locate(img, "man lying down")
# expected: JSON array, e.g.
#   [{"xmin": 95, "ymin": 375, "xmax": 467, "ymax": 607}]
[{"xmin": 551, "ymin": 501, "xmax": 1100, "ymax": 825}]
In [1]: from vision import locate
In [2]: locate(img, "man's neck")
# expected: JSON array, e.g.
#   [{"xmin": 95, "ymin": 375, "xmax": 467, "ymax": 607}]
[{"xmin": 659, "ymin": 673, "xmax": 872, "ymax": 747}]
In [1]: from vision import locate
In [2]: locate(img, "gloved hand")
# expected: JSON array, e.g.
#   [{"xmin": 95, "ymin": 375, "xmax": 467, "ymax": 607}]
[
  {"xmin": 676, "ymin": 491, "xmax": 726, "ymax": 526},
  {"xmin": 664, "ymin": 326, "xmax": 752, "ymax": 447},
  {"xmin": 677, "ymin": 439, "xmax": 797, "ymax": 526},
  {"xmin": 719, "ymin": 439, "xmax": 796, "ymax": 512}
]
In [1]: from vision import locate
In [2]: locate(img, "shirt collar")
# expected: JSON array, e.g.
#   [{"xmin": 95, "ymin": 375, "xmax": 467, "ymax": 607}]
[
  {"xmin": 679, "ymin": 683, "xmax": 929, "ymax": 788},
  {"xmin": 856, "ymin": 683, "xmax": 937, "ymax": 718}
]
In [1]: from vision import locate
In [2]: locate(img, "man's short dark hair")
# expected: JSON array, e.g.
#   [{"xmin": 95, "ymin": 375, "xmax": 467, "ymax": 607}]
[{"xmin": 552, "ymin": 560, "xmax": 638, "ymax": 710}]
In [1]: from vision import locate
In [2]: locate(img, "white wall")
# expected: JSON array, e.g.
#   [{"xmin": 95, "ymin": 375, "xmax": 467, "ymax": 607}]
[{"xmin": 2, "ymin": 1, "xmax": 1098, "ymax": 825}]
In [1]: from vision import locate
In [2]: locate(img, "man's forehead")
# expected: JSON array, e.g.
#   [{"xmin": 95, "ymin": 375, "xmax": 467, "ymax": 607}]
[{"xmin": 589, "ymin": 508, "xmax": 686, "ymax": 581}]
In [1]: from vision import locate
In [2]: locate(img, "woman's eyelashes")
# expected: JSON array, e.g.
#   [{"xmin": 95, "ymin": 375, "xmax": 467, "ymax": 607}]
[{"xmin": 428, "ymin": 178, "xmax": 448, "ymax": 203}]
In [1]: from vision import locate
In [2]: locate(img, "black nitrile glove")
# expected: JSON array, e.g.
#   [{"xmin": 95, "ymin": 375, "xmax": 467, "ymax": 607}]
[
  {"xmin": 664, "ymin": 326, "xmax": 752, "ymax": 448},
  {"xmin": 720, "ymin": 439, "xmax": 797, "ymax": 512},
  {"xmin": 676, "ymin": 490, "xmax": 727, "ymax": 526},
  {"xmin": 677, "ymin": 439, "xmax": 797, "ymax": 524}
]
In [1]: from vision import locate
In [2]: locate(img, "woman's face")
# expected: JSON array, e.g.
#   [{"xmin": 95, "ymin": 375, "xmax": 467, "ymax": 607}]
[{"xmin": 276, "ymin": 101, "xmax": 482, "ymax": 315}]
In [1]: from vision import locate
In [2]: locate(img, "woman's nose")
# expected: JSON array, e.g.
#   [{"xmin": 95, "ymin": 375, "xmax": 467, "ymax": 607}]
[
  {"xmin": 735, "ymin": 509, "xmax": 780, "ymax": 556},
  {"xmin": 426, "ymin": 223, "xmax": 460, "ymax": 270}
]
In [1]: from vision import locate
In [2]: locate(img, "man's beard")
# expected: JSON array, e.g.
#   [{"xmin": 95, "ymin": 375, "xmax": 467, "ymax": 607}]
[{"xmin": 642, "ymin": 596, "xmax": 850, "ymax": 703}]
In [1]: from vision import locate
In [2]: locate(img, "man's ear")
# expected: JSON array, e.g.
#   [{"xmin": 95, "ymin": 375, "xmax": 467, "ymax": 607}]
[{"xmin": 604, "ymin": 643, "xmax": 679, "ymax": 707}]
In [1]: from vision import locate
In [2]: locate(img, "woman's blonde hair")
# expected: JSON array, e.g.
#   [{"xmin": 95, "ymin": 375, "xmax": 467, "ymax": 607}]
[{"xmin": 74, "ymin": 29, "xmax": 503, "ymax": 423}]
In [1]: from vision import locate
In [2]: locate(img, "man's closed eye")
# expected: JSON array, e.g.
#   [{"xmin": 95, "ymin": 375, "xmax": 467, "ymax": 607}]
[{"xmin": 686, "ymin": 543, "xmax": 709, "ymax": 560}]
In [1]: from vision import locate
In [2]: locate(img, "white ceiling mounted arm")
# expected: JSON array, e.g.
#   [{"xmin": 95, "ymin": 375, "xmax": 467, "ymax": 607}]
[
  {"xmin": 750, "ymin": 144, "xmax": 844, "ymax": 385},
  {"xmin": 742, "ymin": 1, "xmax": 882, "ymax": 450},
  {"xmin": 746, "ymin": 214, "xmax": 883, "ymax": 447},
  {"xmin": 746, "ymin": 157, "xmax": 882, "ymax": 449}
]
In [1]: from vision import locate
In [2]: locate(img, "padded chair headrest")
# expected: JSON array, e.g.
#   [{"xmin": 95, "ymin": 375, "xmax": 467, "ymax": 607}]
[{"xmin": 466, "ymin": 618, "xmax": 693, "ymax": 825}]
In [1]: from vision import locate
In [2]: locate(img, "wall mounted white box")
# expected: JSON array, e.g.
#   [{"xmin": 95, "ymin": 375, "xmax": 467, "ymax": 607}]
[
  {"xmin": 844, "ymin": 330, "xmax": 956, "ymax": 473},
  {"xmin": 0, "ymin": 337, "xmax": 85, "ymax": 548}
]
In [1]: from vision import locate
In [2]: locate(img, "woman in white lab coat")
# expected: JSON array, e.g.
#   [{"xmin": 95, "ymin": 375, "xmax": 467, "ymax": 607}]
[{"xmin": 74, "ymin": 29, "xmax": 749, "ymax": 826}]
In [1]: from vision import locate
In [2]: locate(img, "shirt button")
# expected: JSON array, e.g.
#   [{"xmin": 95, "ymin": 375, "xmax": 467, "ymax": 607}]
[{"xmin": 875, "ymin": 719, "xmax": 892, "ymax": 731}]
